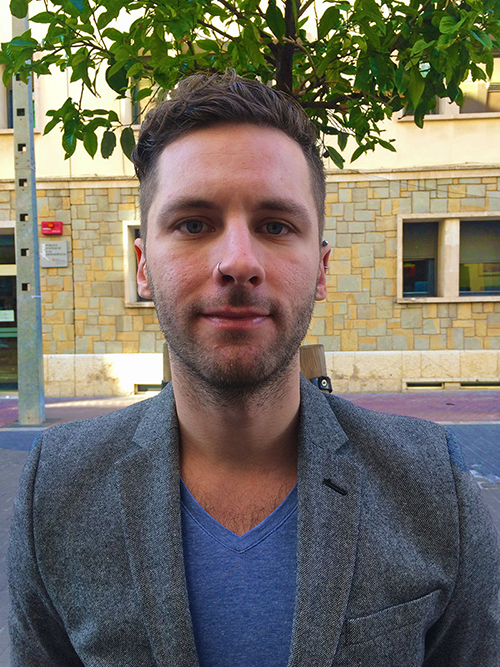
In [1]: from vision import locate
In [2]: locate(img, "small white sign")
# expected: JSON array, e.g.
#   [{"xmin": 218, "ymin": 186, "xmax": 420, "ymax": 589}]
[
  {"xmin": 40, "ymin": 240, "xmax": 68, "ymax": 268},
  {"xmin": 0, "ymin": 310, "xmax": 15, "ymax": 322}
]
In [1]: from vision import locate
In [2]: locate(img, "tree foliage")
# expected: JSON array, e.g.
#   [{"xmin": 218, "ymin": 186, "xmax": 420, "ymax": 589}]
[{"xmin": 1, "ymin": 0, "xmax": 499, "ymax": 166}]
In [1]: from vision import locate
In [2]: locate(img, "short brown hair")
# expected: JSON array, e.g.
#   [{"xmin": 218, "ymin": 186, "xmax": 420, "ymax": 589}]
[{"xmin": 132, "ymin": 71, "xmax": 326, "ymax": 243}]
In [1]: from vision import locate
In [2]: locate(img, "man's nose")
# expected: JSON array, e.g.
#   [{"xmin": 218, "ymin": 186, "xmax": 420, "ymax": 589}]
[{"xmin": 212, "ymin": 227, "xmax": 265, "ymax": 287}]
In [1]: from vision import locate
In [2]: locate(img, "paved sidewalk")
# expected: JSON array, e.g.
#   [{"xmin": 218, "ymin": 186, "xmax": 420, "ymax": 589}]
[{"xmin": 0, "ymin": 389, "xmax": 499, "ymax": 667}]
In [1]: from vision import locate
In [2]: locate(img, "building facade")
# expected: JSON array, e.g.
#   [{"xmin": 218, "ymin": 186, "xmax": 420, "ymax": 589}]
[{"xmin": 0, "ymin": 6, "xmax": 499, "ymax": 395}]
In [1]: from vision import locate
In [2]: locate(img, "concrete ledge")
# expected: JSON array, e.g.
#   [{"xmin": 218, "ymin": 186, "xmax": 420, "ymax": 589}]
[
  {"xmin": 43, "ymin": 353, "xmax": 163, "ymax": 397},
  {"xmin": 325, "ymin": 350, "xmax": 500, "ymax": 393},
  {"xmin": 41, "ymin": 350, "xmax": 500, "ymax": 396}
]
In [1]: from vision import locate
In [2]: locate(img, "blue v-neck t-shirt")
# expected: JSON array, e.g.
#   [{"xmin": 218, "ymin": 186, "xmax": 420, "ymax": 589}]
[{"xmin": 180, "ymin": 480, "xmax": 298, "ymax": 667}]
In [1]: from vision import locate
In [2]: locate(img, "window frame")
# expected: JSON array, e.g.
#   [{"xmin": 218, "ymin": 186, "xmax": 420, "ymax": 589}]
[{"xmin": 397, "ymin": 212, "xmax": 500, "ymax": 303}]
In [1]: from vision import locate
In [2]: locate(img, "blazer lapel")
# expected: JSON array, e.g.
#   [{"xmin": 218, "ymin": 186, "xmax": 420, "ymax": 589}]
[
  {"xmin": 115, "ymin": 385, "xmax": 199, "ymax": 667},
  {"xmin": 288, "ymin": 378, "xmax": 362, "ymax": 667}
]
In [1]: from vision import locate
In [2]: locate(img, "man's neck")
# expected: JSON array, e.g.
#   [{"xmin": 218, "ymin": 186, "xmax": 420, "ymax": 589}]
[{"xmin": 170, "ymin": 359, "xmax": 301, "ymax": 534}]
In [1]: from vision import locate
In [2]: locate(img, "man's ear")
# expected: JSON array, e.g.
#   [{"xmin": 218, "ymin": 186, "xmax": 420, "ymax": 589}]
[
  {"xmin": 134, "ymin": 237, "xmax": 153, "ymax": 300},
  {"xmin": 315, "ymin": 245, "xmax": 331, "ymax": 301}
]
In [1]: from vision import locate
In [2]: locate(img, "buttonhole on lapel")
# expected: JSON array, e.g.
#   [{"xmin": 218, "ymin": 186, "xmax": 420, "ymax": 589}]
[{"xmin": 323, "ymin": 478, "xmax": 347, "ymax": 495}]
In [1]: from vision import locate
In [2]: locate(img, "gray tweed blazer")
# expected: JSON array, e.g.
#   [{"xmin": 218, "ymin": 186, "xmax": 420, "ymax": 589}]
[{"xmin": 8, "ymin": 377, "xmax": 500, "ymax": 666}]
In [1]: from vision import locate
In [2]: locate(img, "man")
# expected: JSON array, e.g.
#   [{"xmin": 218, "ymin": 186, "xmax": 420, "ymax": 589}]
[{"xmin": 8, "ymin": 72, "xmax": 499, "ymax": 666}]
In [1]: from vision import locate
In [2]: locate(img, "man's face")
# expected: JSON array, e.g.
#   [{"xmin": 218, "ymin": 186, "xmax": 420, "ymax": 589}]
[{"xmin": 135, "ymin": 123, "xmax": 329, "ymax": 394}]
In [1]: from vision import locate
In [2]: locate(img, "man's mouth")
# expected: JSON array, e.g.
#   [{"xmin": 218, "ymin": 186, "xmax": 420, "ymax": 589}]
[{"xmin": 201, "ymin": 307, "xmax": 271, "ymax": 330}]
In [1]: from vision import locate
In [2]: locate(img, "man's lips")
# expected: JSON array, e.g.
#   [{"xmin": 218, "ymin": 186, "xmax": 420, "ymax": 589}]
[
  {"xmin": 200, "ymin": 307, "xmax": 271, "ymax": 330},
  {"xmin": 202, "ymin": 308, "xmax": 269, "ymax": 318}
]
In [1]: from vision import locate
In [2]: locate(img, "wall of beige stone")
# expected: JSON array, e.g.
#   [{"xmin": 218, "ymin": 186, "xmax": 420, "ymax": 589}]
[
  {"xmin": 1, "ymin": 167, "xmax": 499, "ymax": 396},
  {"xmin": 305, "ymin": 168, "xmax": 500, "ymax": 355},
  {"xmin": 1, "ymin": 178, "xmax": 164, "ymax": 395}
]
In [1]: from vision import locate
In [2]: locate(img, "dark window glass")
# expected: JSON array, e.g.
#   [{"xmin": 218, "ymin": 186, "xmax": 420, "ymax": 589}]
[
  {"xmin": 403, "ymin": 222, "xmax": 438, "ymax": 296},
  {"xmin": 0, "ymin": 233, "xmax": 15, "ymax": 264},
  {"xmin": 7, "ymin": 82, "xmax": 13, "ymax": 129},
  {"xmin": 459, "ymin": 220, "xmax": 500, "ymax": 295},
  {"xmin": 403, "ymin": 259, "xmax": 436, "ymax": 296},
  {"xmin": 0, "ymin": 275, "xmax": 17, "ymax": 328}
]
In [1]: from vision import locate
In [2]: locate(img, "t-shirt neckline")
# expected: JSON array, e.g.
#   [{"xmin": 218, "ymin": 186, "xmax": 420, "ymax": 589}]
[{"xmin": 180, "ymin": 478, "xmax": 298, "ymax": 553}]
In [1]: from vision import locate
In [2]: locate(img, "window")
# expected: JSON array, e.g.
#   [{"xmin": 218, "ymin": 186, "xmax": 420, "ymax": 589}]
[
  {"xmin": 0, "ymin": 67, "xmax": 13, "ymax": 129},
  {"xmin": 403, "ymin": 222, "xmax": 438, "ymax": 297},
  {"xmin": 123, "ymin": 220, "xmax": 153, "ymax": 306},
  {"xmin": 6, "ymin": 80, "xmax": 13, "ymax": 128},
  {"xmin": 460, "ymin": 57, "xmax": 500, "ymax": 114},
  {"xmin": 459, "ymin": 220, "xmax": 500, "ymax": 295},
  {"xmin": 398, "ymin": 215, "xmax": 500, "ymax": 302}
]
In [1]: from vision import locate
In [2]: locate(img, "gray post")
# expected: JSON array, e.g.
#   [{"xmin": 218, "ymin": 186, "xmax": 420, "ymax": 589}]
[{"xmin": 12, "ymin": 15, "xmax": 45, "ymax": 424}]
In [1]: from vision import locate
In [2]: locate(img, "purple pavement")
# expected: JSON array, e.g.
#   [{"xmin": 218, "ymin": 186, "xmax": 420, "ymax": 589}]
[
  {"xmin": 337, "ymin": 390, "xmax": 500, "ymax": 423},
  {"xmin": 1, "ymin": 389, "xmax": 499, "ymax": 429}
]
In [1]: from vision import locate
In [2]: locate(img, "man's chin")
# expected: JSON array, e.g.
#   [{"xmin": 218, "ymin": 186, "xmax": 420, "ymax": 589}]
[{"xmin": 172, "ymin": 345, "xmax": 295, "ymax": 398}]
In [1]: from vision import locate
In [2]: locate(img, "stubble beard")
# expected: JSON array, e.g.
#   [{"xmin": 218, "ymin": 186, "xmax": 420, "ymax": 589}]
[{"xmin": 149, "ymin": 280, "xmax": 317, "ymax": 404}]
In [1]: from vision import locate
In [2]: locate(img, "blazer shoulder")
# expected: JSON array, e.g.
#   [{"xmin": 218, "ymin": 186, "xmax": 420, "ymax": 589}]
[
  {"xmin": 323, "ymin": 392, "xmax": 453, "ymax": 465},
  {"xmin": 33, "ymin": 387, "xmax": 176, "ymax": 475}
]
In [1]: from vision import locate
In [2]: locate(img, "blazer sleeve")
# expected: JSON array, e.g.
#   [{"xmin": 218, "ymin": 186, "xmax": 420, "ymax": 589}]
[
  {"xmin": 424, "ymin": 427, "xmax": 500, "ymax": 666},
  {"xmin": 8, "ymin": 435, "xmax": 84, "ymax": 667}
]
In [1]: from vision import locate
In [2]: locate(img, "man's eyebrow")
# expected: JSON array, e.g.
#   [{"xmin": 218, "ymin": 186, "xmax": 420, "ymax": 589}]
[
  {"xmin": 156, "ymin": 197, "xmax": 218, "ymax": 220},
  {"xmin": 256, "ymin": 199, "xmax": 313, "ymax": 226}
]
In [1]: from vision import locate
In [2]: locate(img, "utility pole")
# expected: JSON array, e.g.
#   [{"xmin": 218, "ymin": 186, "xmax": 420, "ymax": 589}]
[{"xmin": 12, "ymin": 14, "xmax": 45, "ymax": 424}]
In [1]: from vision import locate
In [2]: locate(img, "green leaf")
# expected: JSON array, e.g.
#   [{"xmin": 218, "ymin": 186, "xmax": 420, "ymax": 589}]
[
  {"xmin": 62, "ymin": 120, "xmax": 78, "ymax": 158},
  {"xmin": 318, "ymin": 7, "xmax": 340, "ymax": 40},
  {"xmin": 101, "ymin": 130, "xmax": 116, "ymax": 159},
  {"xmin": 135, "ymin": 87, "xmax": 152, "ymax": 102},
  {"xmin": 266, "ymin": 0, "xmax": 286, "ymax": 39},
  {"xmin": 326, "ymin": 145, "xmax": 345, "ymax": 169},
  {"xmin": 83, "ymin": 128, "xmax": 98, "ymax": 157},
  {"xmin": 408, "ymin": 66, "xmax": 425, "ymax": 109},
  {"xmin": 351, "ymin": 144, "xmax": 366, "ymax": 162},
  {"xmin": 197, "ymin": 39, "xmax": 220, "ymax": 52},
  {"xmin": 120, "ymin": 126, "xmax": 135, "ymax": 159},
  {"xmin": 102, "ymin": 27, "xmax": 123, "ymax": 41},
  {"xmin": 439, "ymin": 15, "xmax": 464, "ymax": 35},
  {"xmin": 105, "ymin": 61, "xmax": 128, "ymax": 94},
  {"xmin": 471, "ymin": 31, "xmax": 492, "ymax": 49},
  {"xmin": 378, "ymin": 138, "xmax": 397, "ymax": 152},
  {"xmin": 338, "ymin": 132, "xmax": 348, "ymax": 151},
  {"xmin": 354, "ymin": 0, "xmax": 384, "ymax": 28},
  {"xmin": 43, "ymin": 116, "xmax": 60, "ymax": 135},
  {"xmin": 30, "ymin": 11, "xmax": 57, "ymax": 23},
  {"xmin": 10, "ymin": 0, "xmax": 28, "ymax": 19},
  {"xmin": 69, "ymin": 0, "xmax": 83, "ymax": 12}
]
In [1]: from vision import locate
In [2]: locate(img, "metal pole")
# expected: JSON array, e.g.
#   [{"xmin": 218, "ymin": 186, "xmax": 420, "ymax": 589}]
[{"xmin": 12, "ymin": 14, "xmax": 45, "ymax": 424}]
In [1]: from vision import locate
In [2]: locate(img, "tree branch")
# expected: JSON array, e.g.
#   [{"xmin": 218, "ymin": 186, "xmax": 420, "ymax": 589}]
[
  {"xmin": 298, "ymin": 0, "xmax": 315, "ymax": 18},
  {"xmin": 197, "ymin": 20, "xmax": 233, "ymax": 42},
  {"xmin": 283, "ymin": 36, "xmax": 320, "ymax": 80},
  {"xmin": 216, "ymin": 0, "xmax": 246, "ymax": 21}
]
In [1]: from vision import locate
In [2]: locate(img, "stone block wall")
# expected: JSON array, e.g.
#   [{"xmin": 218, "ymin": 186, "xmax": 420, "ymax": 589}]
[
  {"xmin": 305, "ymin": 169, "xmax": 500, "ymax": 355},
  {"xmin": 1, "ymin": 178, "xmax": 165, "ymax": 395}
]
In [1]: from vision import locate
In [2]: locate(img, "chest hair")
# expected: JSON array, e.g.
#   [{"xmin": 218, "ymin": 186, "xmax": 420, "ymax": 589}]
[{"xmin": 187, "ymin": 480, "xmax": 294, "ymax": 536}]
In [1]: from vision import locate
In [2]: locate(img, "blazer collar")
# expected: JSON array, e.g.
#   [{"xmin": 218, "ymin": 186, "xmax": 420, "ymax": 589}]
[
  {"xmin": 288, "ymin": 377, "xmax": 362, "ymax": 667},
  {"xmin": 117, "ymin": 379, "xmax": 361, "ymax": 667},
  {"xmin": 115, "ymin": 383, "xmax": 199, "ymax": 666}
]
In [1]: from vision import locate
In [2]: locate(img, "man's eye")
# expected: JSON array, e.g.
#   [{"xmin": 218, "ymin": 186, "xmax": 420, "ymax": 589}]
[
  {"xmin": 265, "ymin": 222, "xmax": 289, "ymax": 235},
  {"xmin": 179, "ymin": 220, "xmax": 210, "ymax": 234}
]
